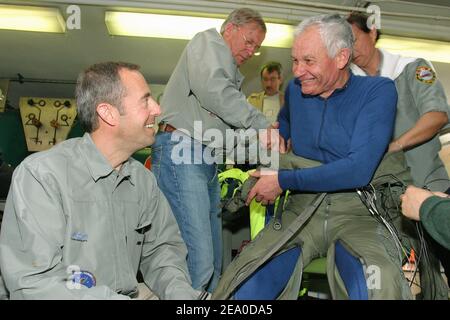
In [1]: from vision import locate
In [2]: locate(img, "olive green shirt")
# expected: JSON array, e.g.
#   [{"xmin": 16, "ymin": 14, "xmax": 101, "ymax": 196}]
[{"xmin": 0, "ymin": 133, "xmax": 198, "ymax": 299}]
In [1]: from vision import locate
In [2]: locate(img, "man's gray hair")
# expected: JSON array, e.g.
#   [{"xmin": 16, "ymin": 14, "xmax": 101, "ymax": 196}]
[
  {"xmin": 294, "ymin": 13, "xmax": 354, "ymax": 59},
  {"xmin": 220, "ymin": 7, "xmax": 266, "ymax": 34},
  {"xmin": 75, "ymin": 61, "xmax": 140, "ymax": 133}
]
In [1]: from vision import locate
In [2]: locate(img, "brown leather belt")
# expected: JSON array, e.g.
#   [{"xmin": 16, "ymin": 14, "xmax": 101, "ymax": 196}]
[{"xmin": 158, "ymin": 122, "xmax": 177, "ymax": 133}]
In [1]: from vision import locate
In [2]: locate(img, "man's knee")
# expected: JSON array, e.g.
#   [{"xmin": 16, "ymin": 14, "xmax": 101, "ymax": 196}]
[{"xmin": 331, "ymin": 240, "xmax": 411, "ymax": 299}]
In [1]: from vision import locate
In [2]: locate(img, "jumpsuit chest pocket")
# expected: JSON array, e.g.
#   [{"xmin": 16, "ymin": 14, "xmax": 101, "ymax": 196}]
[{"xmin": 126, "ymin": 223, "xmax": 153, "ymax": 274}]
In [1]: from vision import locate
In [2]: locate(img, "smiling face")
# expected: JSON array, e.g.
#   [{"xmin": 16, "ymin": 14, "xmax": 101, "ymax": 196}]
[
  {"xmin": 291, "ymin": 26, "xmax": 350, "ymax": 98},
  {"xmin": 223, "ymin": 22, "xmax": 265, "ymax": 66},
  {"xmin": 117, "ymin": 69, "xmax": 161, "ymax": 150}
]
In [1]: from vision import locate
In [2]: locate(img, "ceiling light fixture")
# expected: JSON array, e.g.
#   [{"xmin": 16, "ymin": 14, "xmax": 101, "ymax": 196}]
[
  {"xmin": 105, "ymin": 11, "xmax": 294, "ymax": 48},
  {"xmin": 0, "ymin": 4, "xmax": 65, "ymax": 33},
  {"xmin": 104, "ymin": 11, "xmax": 450, "ymax": 63}
]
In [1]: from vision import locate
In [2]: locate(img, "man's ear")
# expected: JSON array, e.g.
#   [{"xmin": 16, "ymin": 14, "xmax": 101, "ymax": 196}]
[
  {"xmin": 224, "ymin": 22, "xmax": 235, "ymax": 34},
  {"xmin": 336, "ymin": 48, "xmax": 352, "ymax": 70},
  {"xmin": 222, "ymin": 22, "xmax": 236, "ymax": 41},
  {"xmin": 96, "ymin": 103, "xmax": 117, "ymax": 126}
]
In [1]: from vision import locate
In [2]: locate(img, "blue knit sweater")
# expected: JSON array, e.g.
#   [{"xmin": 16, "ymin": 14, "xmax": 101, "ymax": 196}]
[{"xmin": 278, "ymin": 73, "xmax": 397, "ymax": 192}]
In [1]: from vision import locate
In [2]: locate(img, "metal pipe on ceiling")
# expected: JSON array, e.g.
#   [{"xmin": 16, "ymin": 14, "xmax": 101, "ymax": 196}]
[
  {"xmin": 37, "ymin": 0, "xmax": 450, "ymax": 22},
  {"xmin": 369, "ymin": 0, "xmax": 450, "ymax": 10},
  {"xmin": 228, "ymin": 0, "xmax": 450, "ymax": 21},
  {"xmin": 13, "ymin": 0, "xmax": 450, "ymax": 40},
  {"xmin": 9, "ymin": 77, "xmax": 76, "ymax": 85}
]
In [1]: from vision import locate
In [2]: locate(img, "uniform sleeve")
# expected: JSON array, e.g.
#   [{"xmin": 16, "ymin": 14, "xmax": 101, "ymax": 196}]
[
  {"xmin": 0, "ymin": 164, "xmax": 128, "ymax": 300},
  {"xmin": 419, "ymin": 196, "xmax": 450, "ymax": 250},
  {"xmin": 139, "ymin": 174, "xmax": 200, "ymax": 300},
  {"xmin": 406, "ymin": 59, "xmax": 450, "ymax": 118},
  {"xmin": 186, "ymin": 35, "xmax": 269, "ymax": 130},
  {"xmin": 279, "ymin": 79, "xmax": 397, "ymax": 192}
]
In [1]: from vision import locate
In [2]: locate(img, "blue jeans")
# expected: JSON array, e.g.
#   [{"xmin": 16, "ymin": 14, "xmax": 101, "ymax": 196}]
[{"xmin": 151, "ymin": 131, "xmax": 222, "ymax": 292}]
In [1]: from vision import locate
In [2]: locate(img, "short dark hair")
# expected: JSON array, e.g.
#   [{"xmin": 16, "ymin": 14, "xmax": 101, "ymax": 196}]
[
  {"xmin": 346, "ymin": 11, "xmax": 380, "ymax": 41},
  {"xmin": 75, "ymin": 62, "xmax": 140, "ymax": 132},
  {"xmin": 260, "ymin": 61, "xmax": 282, "ymax": 78}
]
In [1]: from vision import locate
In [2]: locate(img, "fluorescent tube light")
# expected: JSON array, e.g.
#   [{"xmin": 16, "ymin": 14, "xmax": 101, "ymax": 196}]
[
  {"xmin": 105, "ymin": 11, "xmax": 450, "ymax": 62},
  {"xmin": 0, "ymin": 4, "xmax": 65, "ymax": 33},
  {"xmin": 105, "ymin": 11, "xmax": 294, "ymax": 48}
]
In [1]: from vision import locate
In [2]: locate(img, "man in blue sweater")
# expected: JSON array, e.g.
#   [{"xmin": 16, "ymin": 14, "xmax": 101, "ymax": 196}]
[{"xmin": 246, "ymin": 14, "xmax": 413, "ymax": 299}]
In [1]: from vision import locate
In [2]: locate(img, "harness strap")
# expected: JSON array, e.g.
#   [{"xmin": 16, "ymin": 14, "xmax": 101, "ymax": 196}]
[{"xmin": 225, "ymin": 192, "xmax": 327, "ymax": 296}]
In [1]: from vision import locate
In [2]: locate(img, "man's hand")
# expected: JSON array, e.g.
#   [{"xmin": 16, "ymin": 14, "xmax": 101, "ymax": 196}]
[
  {"xmin": 286, "ymin": 138, "xmax": 292, "ymax": 153},
  {"xmin": 259, "ymin": 122, "xmax": 287, "ymax": 154},
  {"xmin": 246, "ymin": 170, "xmax": 283, "ymax": 206},
  {"xmin": 400, "ymin": 185, "xmax": 434, "ymax": 221},
  {"xmin": 388, "ymin": 140, "xmax": 403, "ymax": 153}
]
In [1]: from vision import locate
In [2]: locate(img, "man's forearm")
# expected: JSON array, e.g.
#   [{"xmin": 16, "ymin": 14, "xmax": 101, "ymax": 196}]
[{"xmin": 391, "ymin": 111, "xmax": 448, "ymax": 152}]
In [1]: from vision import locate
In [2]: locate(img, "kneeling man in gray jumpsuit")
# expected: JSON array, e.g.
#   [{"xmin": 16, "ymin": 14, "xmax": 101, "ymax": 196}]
[{"xmin": 0, "ymin": 62, "xmax": 200, "ymax": 300}]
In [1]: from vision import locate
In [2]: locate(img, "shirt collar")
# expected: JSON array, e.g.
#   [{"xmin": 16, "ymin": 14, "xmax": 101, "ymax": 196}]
[
  {"xmin": 120, "ymin": 160, "xmax": 134, "ymax": 185},
  {"xmin": 79, "ymin": 133, "xmax": 133, "ymax": 184},
  {"xmin": 332, "ymin": 71, "xmax": 353, "ymax": 95},
  {"xmin": 294, "ymin": 71, "xmax": 353, "ymax": 99}
]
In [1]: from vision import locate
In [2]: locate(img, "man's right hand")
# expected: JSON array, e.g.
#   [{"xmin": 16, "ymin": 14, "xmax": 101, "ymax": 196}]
[{"xmin": 400, "ymin": 185, "xmax": 434, "ymax": 221}]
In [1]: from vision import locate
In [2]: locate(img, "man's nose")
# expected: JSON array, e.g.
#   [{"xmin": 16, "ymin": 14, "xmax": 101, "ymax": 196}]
[
  {"xmin": 246, "ymin": 46, "xmax": 258, "ymax": 57},
  {"xmin": 293, "ymin": 63, "xmax": 306, "ymax": 77},
  {"xmin": 151, "ymin": 101, "xmax": 161, "ymax": 116}
]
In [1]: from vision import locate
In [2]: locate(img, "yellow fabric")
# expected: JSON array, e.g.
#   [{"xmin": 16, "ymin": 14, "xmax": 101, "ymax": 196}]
[
  {"xmin": 249, "ymin": 200, "xmax": 267, "ymax": 240},
  {"xmin": 218, "ymin": 167, "xmax": 287, "ymax": 240},
  {"xmin": 250, "ymin": 194, "xmax": 290, "ymax": 240},
  {"xmin": 245, "ymin": 169, "xmax": 267, "ymax": 240},
  {"xmin": 218, "ymin": 168, "xmax": 249, "ymax": 199}
]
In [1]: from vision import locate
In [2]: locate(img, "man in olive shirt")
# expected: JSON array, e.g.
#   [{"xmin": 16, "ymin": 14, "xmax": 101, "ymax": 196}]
[{"xmin": 0, "ymin": 62, "xmax": 200, "ymax": 299}]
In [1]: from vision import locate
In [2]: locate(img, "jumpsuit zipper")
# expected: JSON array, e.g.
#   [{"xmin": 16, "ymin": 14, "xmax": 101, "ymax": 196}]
[
  {"xmin": 324, "ymin": 195, "xmax": 331, "ymax": 247},
  {"xmin": 316, "ymin": 99, "xmax": 328, "ymax": 158}
]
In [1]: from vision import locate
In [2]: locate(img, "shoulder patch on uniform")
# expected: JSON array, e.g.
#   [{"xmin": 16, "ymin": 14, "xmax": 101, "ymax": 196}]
[{"xmin": 415, "ymin": 66, "xmax": 436, "ymax": 84}]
